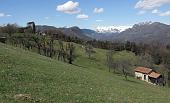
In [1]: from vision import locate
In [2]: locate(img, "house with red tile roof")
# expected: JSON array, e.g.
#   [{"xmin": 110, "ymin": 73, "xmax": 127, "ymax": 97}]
[{"xmin": 135, "ymin": 67, "xmax": 163, "ymax": 85}]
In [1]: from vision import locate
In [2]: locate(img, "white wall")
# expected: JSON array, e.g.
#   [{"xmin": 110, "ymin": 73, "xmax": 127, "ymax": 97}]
[{"xmin": 135, "ymin": 72, "xmax": 149, "ymax": 82}]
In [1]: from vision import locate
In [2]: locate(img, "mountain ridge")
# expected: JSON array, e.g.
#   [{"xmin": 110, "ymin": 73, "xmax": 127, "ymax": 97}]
[
  {"xmin": 36, "ymin": 22, "xmax": 170, "ymax": 44},
  {"xmin": 36, "ymin": 25, "xmax": 91, "ymax": 40},
  {"xmin": 95, "ymin": 26, "xmax": 131, "ymax": 33},
  {"xmin": 113, "ymin": 22, "xmax": 170, "ymax": 44}
]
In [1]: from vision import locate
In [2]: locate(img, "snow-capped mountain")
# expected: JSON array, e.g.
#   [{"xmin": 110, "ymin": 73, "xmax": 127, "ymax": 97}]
[
  {"xmin": 95, "ymin": 26, "xmax": 132, "ymax": 33},
  {"xmin": 114, "ymin": 22, "xmax": 170, "ymax": 44}
]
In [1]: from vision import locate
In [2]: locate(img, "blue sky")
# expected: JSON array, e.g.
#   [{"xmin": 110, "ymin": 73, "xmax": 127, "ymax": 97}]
[{"xmin": 1, "ymin": 0, "xmax": 170, "ymax": 29}]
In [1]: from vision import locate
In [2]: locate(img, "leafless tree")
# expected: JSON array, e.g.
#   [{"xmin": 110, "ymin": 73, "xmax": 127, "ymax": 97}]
[
  {"xmin": 106, "ymin": 50, "xmax": 114, "ymax": 72},
  {"xmin": 138, "ymin": 53, "xmax": 154, "ymax": 68},
  {"xmin": 118, "ymin": 59, "xmax": 132, "ymax": 80},
  {"xmin": 1, "ymin": 24, "xmax": 18, "ymax": 36},
  {"xmin": 85, "ymin": 44, "xmax": 94, "ymax": 59},
  {"xmin": 57, "ymin": 40, "xmax": 66, "ymax": 62},
  {"xmin": 66, "ymin": 43, "xmax": 76, "ymax": 64}
]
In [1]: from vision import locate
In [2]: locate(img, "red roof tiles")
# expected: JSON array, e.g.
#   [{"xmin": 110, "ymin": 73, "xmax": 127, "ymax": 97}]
[
  {"xmin": 135, "ymin": 67, "xmax": 152, "ymax": 74},
  {"xmin": 149, "ymin": 72, "xmax": 161, "ymax": 78},
  {"xmin": 135, "ymin": 67, "xmax": 162, "ymax": 79}
]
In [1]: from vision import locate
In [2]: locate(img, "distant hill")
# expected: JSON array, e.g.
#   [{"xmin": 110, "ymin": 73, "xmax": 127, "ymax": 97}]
[
  {"xmin": 59, "ymin": 26, "xmax": 91, "ymax": 40},
  {"xmin": 113, "ymin": 22, "xmax": 170, "ymax": 44},
  {"xmin": 36, "ymin": 25, "xmax": 119, "ymax": 41},
  {"xmin": 36, "ymin": 25, "xmax": 91, "ymax": 40},
  {"xmin": 36, "ymin": 25, "xmax": 57, "ymax": 32},
  {"xmin": 82, "ymin": 29, "xmax": 119, "ymax": 40},
  {"xmin": 83, "ymin": 22, "xmax": 170, "ymax": 44},
  {"xmin": 36, "ymin": 22, "xmax": 170, "ymax": 44}
]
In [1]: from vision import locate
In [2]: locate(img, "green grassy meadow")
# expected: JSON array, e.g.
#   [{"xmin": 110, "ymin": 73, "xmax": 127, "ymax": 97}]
[{"xmin": 1, "ymin": 42, "xmax": 170, "ymax": 103}]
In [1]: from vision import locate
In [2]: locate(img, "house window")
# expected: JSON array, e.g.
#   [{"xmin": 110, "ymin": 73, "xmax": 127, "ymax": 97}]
[{"xmin": 144, "ymin": 75, "xmax": 146, "ymax": 80}]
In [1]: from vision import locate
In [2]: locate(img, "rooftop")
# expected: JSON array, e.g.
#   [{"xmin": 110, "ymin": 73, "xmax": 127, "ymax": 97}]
[
  {"xmin": 149, "ymin": 72, "xmax": 161, "ymax": 78},
  {"xmin": 135, "ymin": 67, "xmax": 152, "ymax": 74}
]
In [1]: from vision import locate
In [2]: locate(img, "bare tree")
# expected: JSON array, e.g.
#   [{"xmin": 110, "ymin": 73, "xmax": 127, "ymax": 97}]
[
  {"xmin": 32, "ymin": 34, "xmax": 42, "ymax": 55},
  {"xmin": 66, "ymin": 43, "xmax": 76, "ymax": 64},
  {"xmin": 162, "ymin": 52, "xmax": 170, "ymax": 87},
  {"xmin": 118, "ymin": 59, "xmax": 131, "ymax": 80},
  {"xmin": 42, "ymin": 36, "xmax": 48, "ymax": 56},
  {"xmin": 138, "ymin": 53, "xmax": 154, "ymax": 68},
  {"xmin": 168, "ymin": 71, "xmax": 170, "ymax": 87},
  {"xmin": 58, "ymin": 40, "xmax": 66, "ymax": 62},
  {"xmin": 49, "ymin": 37, "xmax": 54, "ymax": 58},
  {"xmin": 1, "ymin": 24, "xmax": 18, "ymax": 36},
  {"xmin": 85, "ymin": 44, "xmax": 94, "ymax": 59},
  {"xmin": 106, "ymin": 50, "xmax": 114, "ymax": 72}
]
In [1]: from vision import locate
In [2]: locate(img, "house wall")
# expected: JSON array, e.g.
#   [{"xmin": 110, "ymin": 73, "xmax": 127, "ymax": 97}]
[{"xmin": 135, "ymin": 72, "xmax": 149, "ymax": 82}]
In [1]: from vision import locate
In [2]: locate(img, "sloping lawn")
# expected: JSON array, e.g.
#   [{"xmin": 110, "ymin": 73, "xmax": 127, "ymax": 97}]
[{"xmin": 0, "ymin": 43, "xmax": 170, "ymax": 103}]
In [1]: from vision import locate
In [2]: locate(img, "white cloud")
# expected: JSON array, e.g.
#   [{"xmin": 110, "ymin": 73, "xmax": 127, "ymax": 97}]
[
  {"xmin": 45, "ymin": 17, "xmax": 50, "ymax": 19},
  {"xmin": 96, "ymin": 20, "xmax": 103, "ymax": 22},
  {"xmin": 152, "ymin": 9, "xmax": 159, "ymax": 13},
  {"xmin": 138, "ymin": 10, "xmax": 146, "ymax": 15},
  {"xmin": 0, "ymin": 13, "xmax": 5, "ymax": 17},
  {"xmin": 76, "ymin": 14, "xmax": 88, "ymax": 19},
  {"xmin": 135, "ymin": 0, "xmax": 170, "ymax": 10},
  {"xmin": 94, "ymin": 8, "xmax": 104, "ymax": 13},
  {"xmin": 0, "ymin": 13, "xmax": 12, "ymax": 17},
  {"xmin": 6, "ymin": 14, "xmax": 12, "ymax": 17},
  {"xmin": 56, "ymin": 15, "xmax": 60, "ymax": 17},
  {"xmin": 159, "ymin": 10, "xmax": 170, "ymax": 16},
  {"xmin": 57, "ymin": 1, "xmax": 80, "ymax": 14}
]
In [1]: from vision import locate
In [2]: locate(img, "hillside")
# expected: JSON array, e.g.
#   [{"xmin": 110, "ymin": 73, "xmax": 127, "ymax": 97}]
[
  {"xmin": 1, "ymin": 43, "xmax": 170, "ymax": 103},
  {"xmin": 36, "ymin": 26, "xmax": 91, "ymax": 40}
]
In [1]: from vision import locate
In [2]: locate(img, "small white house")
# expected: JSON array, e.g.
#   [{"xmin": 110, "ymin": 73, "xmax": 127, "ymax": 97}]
[{"xmin": 135, "ymin": 67, "xmax": 162, "ymax": 85}]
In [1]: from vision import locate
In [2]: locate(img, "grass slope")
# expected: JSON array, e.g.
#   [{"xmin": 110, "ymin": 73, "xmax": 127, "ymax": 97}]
[{"xmin": 0, "ymin": 43, "xmax": 170, "ymax": 103}]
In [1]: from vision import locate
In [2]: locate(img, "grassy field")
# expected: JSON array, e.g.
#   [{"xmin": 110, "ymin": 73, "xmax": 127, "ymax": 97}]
[{"xmin": 1, "ymin": 42, "xmax": 170, "ymax": 103}]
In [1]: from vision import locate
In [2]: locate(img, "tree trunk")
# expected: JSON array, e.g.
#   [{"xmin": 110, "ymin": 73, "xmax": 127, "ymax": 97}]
[{"xmin": 123, "ymin": 68, "xmax": 127, "ymax": 80}]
